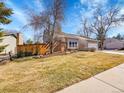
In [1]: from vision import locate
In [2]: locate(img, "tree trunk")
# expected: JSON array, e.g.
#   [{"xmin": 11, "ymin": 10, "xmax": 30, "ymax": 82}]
[
  {"xmin": 99, "ymin": 38, "xmax": 104, "ymax": 50},
  {"xmin": 50, "ymin": 41, "xmax": 53, "ymax": 54},
  {"xmin": 49, "ymin": 20, "xmax": 56, "ymax": 54}
]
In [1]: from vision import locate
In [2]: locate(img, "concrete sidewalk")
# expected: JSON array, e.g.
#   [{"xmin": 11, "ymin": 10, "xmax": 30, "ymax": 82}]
[
  {"xmin": 56, "ymin": 64, "xmax": 124, "ymax": 93},
  {"xmin": 102, "ymin": 50, "xmax": 124, "ymax": 55}
]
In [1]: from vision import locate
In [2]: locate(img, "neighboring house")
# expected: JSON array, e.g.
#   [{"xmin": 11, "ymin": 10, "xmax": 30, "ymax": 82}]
[
  {"xmin": 104, "ymin": 38, "xmax": 124, "ymax": 50},
  {"xmin": 43, "ymin": 31, "xmax": 98, "ymax": 51},
  {"xmin": 0, "ymin": 32, "xmax": 23, "ymax": 55}
]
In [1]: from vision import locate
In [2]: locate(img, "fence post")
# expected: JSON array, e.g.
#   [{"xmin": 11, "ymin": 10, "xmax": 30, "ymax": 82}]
[{"xmin": 9, "ymin": 52, "xmax": 13, "ymax": 61}]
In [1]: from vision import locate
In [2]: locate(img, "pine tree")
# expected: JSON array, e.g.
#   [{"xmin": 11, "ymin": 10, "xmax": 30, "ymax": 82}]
[
  {"xmin": 0, "ymin": 2, "xmax": 13, "ymax": 52},
  {"xmin": 0, "ymin": 30, "xmax": 6, "ymax": 52},
  {"xmin": 26, "ymin": 39, "xmax": 33, "ymax": 44},
  {"xmin": 113, "ymin": 34, "xmax": 124, "ymax": 40}
]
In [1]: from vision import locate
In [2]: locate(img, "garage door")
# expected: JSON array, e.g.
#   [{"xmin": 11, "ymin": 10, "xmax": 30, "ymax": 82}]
[{"xmin": 88, "ymin": 43, "xmax": 98, "ymax": 49}]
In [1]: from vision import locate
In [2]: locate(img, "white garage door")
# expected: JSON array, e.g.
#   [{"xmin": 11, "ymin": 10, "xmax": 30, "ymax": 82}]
[{"xmin": 88, "ymin": 43, "xmax": 98, "ymax": 49}]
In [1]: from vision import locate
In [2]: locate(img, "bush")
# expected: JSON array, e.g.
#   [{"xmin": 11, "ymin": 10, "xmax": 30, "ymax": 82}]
[
  {"xmin": 17, "ymin": 51, "xmax": 25, "ymax": 58},
  {"xmin": 78, "ymin": 48, "xmax": 96, "ymax": 52},
  {"xmin": 25, "ymin": 52, "xmax": 33, "ymax": 57},
  {"xmin": 119, "ymin": 48, "xmax": 124, "ymax": 50},
  {"xmin": 78, "ymin": 48, "xmax": 89, "ymax": 51},
  {"xmin": 17, "ymin": 51, "xmax": 33, "ymax": 58},
  {"xmin": 90, "ymin": 48, "xmax": 96, "ymax": 52}
]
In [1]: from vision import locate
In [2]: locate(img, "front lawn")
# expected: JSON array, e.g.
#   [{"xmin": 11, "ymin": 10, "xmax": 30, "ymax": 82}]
[{"xmin": 0, "ymin": 52, "xmax": 124, "ymax": 93}]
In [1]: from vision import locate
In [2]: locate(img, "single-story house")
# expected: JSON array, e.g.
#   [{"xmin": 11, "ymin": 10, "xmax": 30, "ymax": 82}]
[
  {"xmin": 43, "ymin": 31, "xmax": 98, "ymax": 52},
  {"xmin": 104, "ymin": 38, "xmax": 124, "ymax": 50},
  {"xmin": 0, "ymin": 32, "xmax": 23, "ymax": 55}
]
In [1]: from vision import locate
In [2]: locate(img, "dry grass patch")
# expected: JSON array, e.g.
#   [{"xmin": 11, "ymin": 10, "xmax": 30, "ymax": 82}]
[{"xmin": 0, "ymin": 52, "xmax": 124, "ymax": 93}]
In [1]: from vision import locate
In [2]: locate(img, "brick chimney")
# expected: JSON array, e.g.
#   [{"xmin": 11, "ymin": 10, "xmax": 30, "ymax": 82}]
[{"xmin": 16, "ymin": 33, "xmax": 23, "ymax": 45}]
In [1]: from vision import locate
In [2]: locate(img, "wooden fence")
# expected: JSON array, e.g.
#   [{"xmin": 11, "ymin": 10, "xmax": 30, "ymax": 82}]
[{"xmin": 17, "ymin": 44, "xmax": 49, "ymax": 57}]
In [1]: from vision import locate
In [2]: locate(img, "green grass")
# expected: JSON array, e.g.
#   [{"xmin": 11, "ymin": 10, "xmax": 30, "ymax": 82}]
[{"xmin": 0, "ymin": 52, "xmax": 124, "ymax": 93}]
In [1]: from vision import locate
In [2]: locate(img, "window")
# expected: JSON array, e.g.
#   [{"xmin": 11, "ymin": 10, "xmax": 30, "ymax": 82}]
[
  {"xmin": 68, "ymin": 41, "xmax": 78, "ymax": 48},
  {"xmin": 69, "ymin": 42, "xmax": 71, "ymax": 47},
  {"xmin": 72, "ymin": 42, "xmax": 75, "ymax": 47},
  {"xmin": 75, "ymin": 42, "xmax": 77, "ymax": 47}
]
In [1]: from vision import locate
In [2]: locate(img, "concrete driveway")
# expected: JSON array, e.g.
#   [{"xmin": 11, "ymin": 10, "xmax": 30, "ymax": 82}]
[
  {"xmin": 56, "ymin": 51, "xmax": 124, "ymax": 93},
  {"xmin": 102, "ymin": 50, "xmax": 124, "ymax": 55}
]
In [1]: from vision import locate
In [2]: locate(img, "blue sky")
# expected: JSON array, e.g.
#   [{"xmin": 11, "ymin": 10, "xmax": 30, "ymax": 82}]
[{"xmin": 2, "ymin": 0, "xmax": 124, "ymax": 40}]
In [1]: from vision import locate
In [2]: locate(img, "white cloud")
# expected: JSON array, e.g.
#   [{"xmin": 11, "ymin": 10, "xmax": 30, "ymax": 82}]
[
  {"xmin": 34, "ymin": 0, "xmax": 44, "ymax": 11},
  {"xmin": 79, "ymin": 0, "xmax": 108, "ymax": 19},
  {"xmin": 79, "ymin": 0, "xmax": 124, "ymax": 36},
  {"xmin": 80, "ymin": 0, "xmax": 108, "ymax": 9},
  {"xmin": 119, "ymin": 7, "xmax": 124, "ymax": 15},
  {"xmin": 3, "ymin": 0, "xmax": 45, "ymax": 40},
  {"xmin": 5, "ymin": 1, "xmax": 28, "ymax": 25},
  {"xmin": 5, "ymin": 0, "xmax": 44, "ymax": 25}
]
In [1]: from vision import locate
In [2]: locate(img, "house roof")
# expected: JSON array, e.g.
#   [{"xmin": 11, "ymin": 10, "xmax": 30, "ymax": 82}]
[
  {"xmin": 54, "ymin": 32, "xmax": 98, "ymax": 42},
  {"xmin": 3, "ymin": 31, "xmax": 20, "ymax": 38}
]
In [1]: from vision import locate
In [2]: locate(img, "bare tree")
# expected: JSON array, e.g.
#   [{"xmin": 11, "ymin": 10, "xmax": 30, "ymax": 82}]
[
  {"xmin": 24, "ymin": 0, "xmax": 66, "ymax": 54},
  {"xmin": 24, "ymin": 10, "xmax": 51, "ymax": 43},
  {"xmin": 90, "ymin": 7, "xmax": 124, "ymax": 50},
  {"xmin": 79, "ymin": 17, "xmax": 92, "ymax": 38},
  {"xmin": 43, "ymin": 0, "xmax": 66, "ymax": 54}
]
